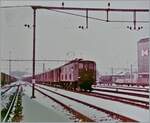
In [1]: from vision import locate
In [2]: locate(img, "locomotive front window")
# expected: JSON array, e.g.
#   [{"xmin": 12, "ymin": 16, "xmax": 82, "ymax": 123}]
[
  {"xmin": 84, "ymin": 64, "xmax": 88, "ymax": 70},
  {"xmin": 89, "ymin": 63, "xmax": 94, "ymax": 69},
  {"xmin": 79, "ymin": 63, "xmax": 83, "ymax": 69}
]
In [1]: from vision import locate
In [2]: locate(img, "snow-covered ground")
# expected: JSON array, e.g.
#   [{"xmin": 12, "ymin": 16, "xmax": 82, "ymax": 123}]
[
  {"xmin": 22, "ymin": 94, "xmax": 72, "ymax": 122},
  {"xmin": 21, "ymin": 84, "xmax": 78, "ymax": 122},
  {"xmin": 1, "ymin": 86, "xmax": 17, "ymax": 110},
  {"xmin": 37, "ymin": 84, "xmax": 149, "ymax": 122},
  {"xmin": 1, "ymin": 82, "xmax": 17, "ymax": 88},
  {"xmin": 22, "ymin": 84, "xmax": 118, "ymax": 122},
  {"xmin": 1, "ymin": 87, "xmax": 9, "ymax": 94}
]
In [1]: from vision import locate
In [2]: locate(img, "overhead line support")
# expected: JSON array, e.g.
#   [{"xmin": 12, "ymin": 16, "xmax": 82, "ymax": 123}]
[
  {"xmin": 31, "ymin": 6, "xmax": 149, "ymax": 12},
  {"xmin": 86, "ymin": 9, "xmax": 88, "ymax": 28}
]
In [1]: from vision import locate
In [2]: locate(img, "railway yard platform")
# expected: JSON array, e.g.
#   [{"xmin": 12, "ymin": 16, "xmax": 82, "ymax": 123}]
[
  {"xmin": 1, "ymin": 81, "xmax": 149, "ymax": 122},
  {"xmin": 22, "ymin": 94, "xmax": 71, "ymax": 122}
]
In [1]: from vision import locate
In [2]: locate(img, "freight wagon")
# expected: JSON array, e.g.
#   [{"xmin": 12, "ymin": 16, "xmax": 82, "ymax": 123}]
[
  {"xmin": 1, "ymin": 72, "xmax": 17, "ymax": 86},
  {"xmin": 24, "ymin": 59, "xmax": 96, "ymax": 91}
]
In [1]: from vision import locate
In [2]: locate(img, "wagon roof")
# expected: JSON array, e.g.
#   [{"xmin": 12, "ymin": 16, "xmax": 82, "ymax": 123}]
[
  {"xmin": 36, "ymin": 58, "xmax": 96, "ymax": 75},
  {"xmin": 61, "ymin": 58, "xmax": 96, "ymax": 67}
]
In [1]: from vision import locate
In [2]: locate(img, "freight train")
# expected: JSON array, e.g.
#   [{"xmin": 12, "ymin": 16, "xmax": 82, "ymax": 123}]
[
  {"xmin": 23, "ymin": 59, "xmax": 96, "ymax": 91},
  {"xmin": 1, "ymin": 72, "xmax": 17, "ymax": 86}
]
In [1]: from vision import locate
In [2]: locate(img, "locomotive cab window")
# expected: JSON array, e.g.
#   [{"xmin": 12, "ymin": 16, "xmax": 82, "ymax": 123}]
[
  {"xmin": 79, "ymin": 63, "xmax": 83, "ymax": 69},
  {"xmin": 89, "ymin": 63, "xmax": 94, "ymax": 70},
  {"xmin": 84, "ymin": 64, "xmax": 88, "ymax": 70}
]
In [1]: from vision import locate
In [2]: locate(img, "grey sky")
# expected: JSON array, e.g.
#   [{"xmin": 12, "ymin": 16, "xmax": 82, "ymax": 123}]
[{"xmin": 0, "ymin": 0, "xmax": 149, "ymax": 75}]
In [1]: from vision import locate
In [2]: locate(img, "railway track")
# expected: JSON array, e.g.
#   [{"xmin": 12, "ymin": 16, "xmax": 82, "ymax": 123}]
[
  {"xmin": 87, "ymin": 91, "xmax": 149, "ymax": 109},
  {"xmin": 1, "ymin": 84, "xmax": 20, "ymax": 96},
  {"xmin": 93, "ymin": 86, "xmax": 149, "ymax": 92},
  {"xmin": 35, "ymin": 85, "xmax": 137, "ymax": 122},
  {"xmin": 29, "ymin": 85, "xmax": 94, "ymax": 122},
  {"xmin": 93, "ymin": 88, "xmax": 149, "ymax": 98},
  {"xmin": 38, "ymin": 84, "xmax": 149, "ymax": 109},
  {"xmin": 1, "ymin": 87, "xmax": 12, "ymax": 96},
  {"xmin": 2, "ymin": 85, "xmax": 20, "ymax": 122},
  {"xmin": 81, "ymin": 88, "xmax": 149, "ymax": 109}
]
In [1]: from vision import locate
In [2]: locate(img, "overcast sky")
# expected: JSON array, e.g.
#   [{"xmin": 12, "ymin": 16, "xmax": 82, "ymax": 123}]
[{"xmin": 0, "ymin": 0, "xmax": 149, "ymax": 75}]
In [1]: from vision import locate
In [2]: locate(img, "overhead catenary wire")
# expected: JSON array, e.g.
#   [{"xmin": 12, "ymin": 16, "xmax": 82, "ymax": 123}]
[
  {"xmin": 1, "ymin": 59, "xmax": 69, "ymax": 62},
  {"xmin": 0, "ymin": 5, "xmax": 149, "ymax": 23},
  {"xmin": 50, "ymin": 9, "xmax": 106, "ymax": 22},
  {"xmin": 0, "ymin": 5, "xmax": 31, "ymax": 8},
  {"xmin": 50, "ymin": 9, "xmax": 150, "ymax": 23}
]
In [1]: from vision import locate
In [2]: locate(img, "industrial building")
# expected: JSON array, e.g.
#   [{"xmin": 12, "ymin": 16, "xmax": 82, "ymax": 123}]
[{"xmin": 137, "ymin": 38, "xmax": 149, "ymax": 83}]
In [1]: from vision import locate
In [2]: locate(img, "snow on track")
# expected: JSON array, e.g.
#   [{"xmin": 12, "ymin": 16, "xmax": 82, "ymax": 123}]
[
  {"xmin": 93, "ymin": 90, "xmax": 149, "ymax": 102},
  {"xmin": 94, "ymin": 85, "xmax": 149, "ymax": 91},
  {"xmin": 1, "ymin": 86, "xmax": 18, "ymax": 112},
  {"xmin": 23, "ymin": 84, "xmax": 118, "ymax": 122},
  {"xmin": 22, "ymin": 85, "xmax": 75, "ymax": 122},
  {"xmin": 93, "ymin": 87, "xmax": 149, "ymax": 95},
  {"xmin": 37, "ymin": 84, "xmax": 149, "ymax": 122},
  {"xmin": 35, "ymin": 85, "xmax": 118, "ymax": 122}
]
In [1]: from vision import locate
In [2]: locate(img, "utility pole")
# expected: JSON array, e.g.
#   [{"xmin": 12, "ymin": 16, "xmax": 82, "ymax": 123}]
[
  {"xmin": 31, "ymin": 6, "xmax": 36, "ymax": 98},
  {"xmin": 9, "ymin": 51, "xmax": 11, "ymax": 84},
  {"xmin": 86, "ymin": 9, "xmax": 88, "ymax": 28},
  {"xmin": 42, "ymin": 63, "xmax": 45, "ymax": 82},
  {"xmin": 130, "ymin": 64, "xmax": 133, "ymax": 83},
  {"xmin": 111, "ymin": 67, "xmax": 114, "ymax": 83},
  {"xmin": 107, "ymin": 2, "xmax": 110, "ymax": 22}
]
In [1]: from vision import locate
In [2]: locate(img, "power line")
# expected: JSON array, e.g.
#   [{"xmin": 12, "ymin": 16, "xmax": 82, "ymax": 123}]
[
  {"xmin": 0, "ymin": 5, "xmax": 31, "ymax": 8},
  {"xmin": 1, "ymin": 59, "xmax": 69, "ymax": 62},
  {"xmin": 50, "ymin": 9, "xmax": 150, "ymax": 23},
  {"xmin": 1, "ymin": 5, "xmax": 149, "ymax": 23},
  {"xmin": 34, "ymin": 5, "xmax": 149, "ymax": 30},
  {"xmin": 51, "ymin": 9, "xmax": 107, "ymax": 22},
  {"xmin": 33, "ymin": 5, "xmax": 149, "ymax": 12}
]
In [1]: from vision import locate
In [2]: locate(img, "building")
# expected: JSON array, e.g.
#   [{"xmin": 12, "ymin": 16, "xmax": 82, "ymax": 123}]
[{"xmin": 137, "ymin": 38, "xmax": 149, "ymax": 83}]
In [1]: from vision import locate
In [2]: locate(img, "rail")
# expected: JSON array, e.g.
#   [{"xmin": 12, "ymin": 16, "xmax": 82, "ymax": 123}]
[
  {"xmin": 31, "ymin": 85, "xmax": 94, "ymax": 122},
  {"xmin": 36, "ymin": 85, "xmax": 137, "ymax": 122},
  {"xmin": 2, "ymin": 85, "xmax": 20, "ymax": 122},
  {"xmin": 93, "ymin": 88, "xmax": 149, "ymax": 98},
  {"xmin": 1, "ymin": 87, "xmax": 12, "ymax": 96},
  {"xmin": 90, "ymin": 91, "xmax": 149, "ymax": 109}
]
